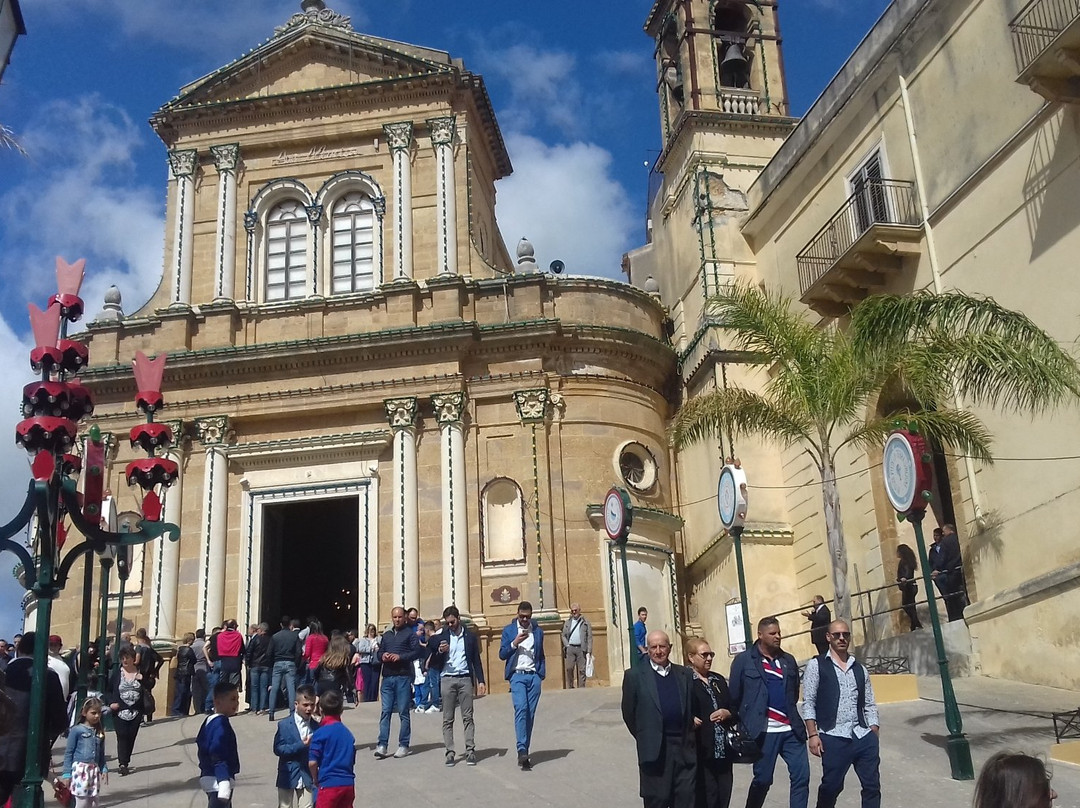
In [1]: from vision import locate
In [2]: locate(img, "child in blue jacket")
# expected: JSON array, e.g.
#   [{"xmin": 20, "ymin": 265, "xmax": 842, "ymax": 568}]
[
  {"xmin": 197, "ymin": 681, "xmax": 241, "ymax": 807},
  {"xmin": 59, "ymin": 697, "xmax": 108, "ymax": 808}
]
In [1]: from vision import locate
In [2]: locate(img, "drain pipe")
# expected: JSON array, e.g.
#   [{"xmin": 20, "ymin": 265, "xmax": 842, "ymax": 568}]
[{"xmin": 899, "ymin": 72, "xmax": 985, "ymax": 525}]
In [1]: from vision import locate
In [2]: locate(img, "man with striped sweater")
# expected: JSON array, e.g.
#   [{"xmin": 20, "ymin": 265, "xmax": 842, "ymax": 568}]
[{"xmin": 729, "ymin": 616, "xmax": 809, "ymax": 808}]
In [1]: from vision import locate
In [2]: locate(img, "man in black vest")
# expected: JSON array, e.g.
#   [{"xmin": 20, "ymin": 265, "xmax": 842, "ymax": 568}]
[
  {"xmin": 801, "ymin": 620, "xmax": 880, "ymax": 808},
  {"xmin": 621, "ymin": 629, "xmax": 696, "ymax": 808}
]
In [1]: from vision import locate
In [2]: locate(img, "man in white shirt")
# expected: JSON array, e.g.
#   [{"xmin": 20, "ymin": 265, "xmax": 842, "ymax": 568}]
[
  {"xmin": 561, "ymin": 604, "xmax": 593, "ymax": 688},
  {"xmin": 427, "ymin": 605, "xmax": 487, "ymax": 767},
  {"xmin": 273, "ymin": 685, "xmax": 319, "ymax": 808},
  {"xmin": 498, "ymin": 601, "xmax": 546, "ymax": 771},
  {"xmin": 802, "ymin": 620, "xmax": 880, "ymax": 808}
]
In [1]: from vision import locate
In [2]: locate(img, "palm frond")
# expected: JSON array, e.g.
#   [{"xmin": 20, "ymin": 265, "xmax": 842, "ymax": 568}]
[
  {"xmin": 0, "ymin": 124, "xmax": 26, "ymax": 156},
  {"xmin": 670, "ymin": 386, "xmax": 820, "ymax": 462},
  {"xmin": 840, "ymin": 408, "xmax": 993, "ymax": 464}
]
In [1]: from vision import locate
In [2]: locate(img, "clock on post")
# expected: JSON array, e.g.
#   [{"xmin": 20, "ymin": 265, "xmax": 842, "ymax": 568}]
[
  {"xmin": 604, "ymin": 486, "xmax": 632, "ymax": 544},
  {"xmin": 883, "ymin": 430, "xmax": 934, "ymax": 515}
]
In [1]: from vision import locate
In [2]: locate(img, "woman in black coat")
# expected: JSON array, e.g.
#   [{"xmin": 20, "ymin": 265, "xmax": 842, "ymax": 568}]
[
  {"xmin": 687, "ymin": 637, "xmax": 736, "ymax": 808},
  {"xmin": 106, "ymin": 646, "xmax": 146, "ymax": 776},
  {"xmin": 896, "ymin": 543, "xmax": 923, "ymax": 630}
]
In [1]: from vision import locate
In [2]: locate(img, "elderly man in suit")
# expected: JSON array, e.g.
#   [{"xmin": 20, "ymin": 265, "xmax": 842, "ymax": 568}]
[
  {"xmin": 273, "ymin": 685, "xmax": 320, "ymax": 808},
  {"xmin": 621, "ymin": 629, "xmax": 697, "ymax": 808}
]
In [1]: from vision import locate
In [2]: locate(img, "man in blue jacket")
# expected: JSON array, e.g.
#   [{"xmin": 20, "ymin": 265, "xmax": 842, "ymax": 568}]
[
  {"xmin": 273, "ymin": 685, "xmax": 319, "ymax": 808},
  {"xmin": 729, "ymin": 616, "xmax": 808, "ymax": 808},
  {"xmin": 374, "ymin": 606, "xmax": 421, "ymax": 759},
  {"xmin": 427, "ymin": 605, "xmax": 487, "ymax": 767},
  {"xmin": 499, "ymin": 600, "xmax": 545, "ymax": 771}
]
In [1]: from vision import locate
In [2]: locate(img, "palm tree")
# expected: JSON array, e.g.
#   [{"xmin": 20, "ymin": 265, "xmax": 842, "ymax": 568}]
[
  {"xmin": 0, "ymin": 123, "xmax": 26, "ymax": 155},
  {"xmin": 671, "ymin": 284, "xmax": 1080, "ymax": 619}
]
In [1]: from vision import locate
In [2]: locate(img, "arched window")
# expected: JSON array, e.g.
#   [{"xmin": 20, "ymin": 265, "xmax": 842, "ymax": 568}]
[
  {"xmin": 715, "ymin": 2, "xmax": 753, "ymax": 89},
  {"xmin": 481, "ymin": 478, "xmax": 526, "ymax": 567},
  {"xmin": 265, "ymin": 200, "xmax": 308, "ymax": 301},
  {"xmin": 330, "ymin": 191, "xmax": 376, "ymax": 294}
]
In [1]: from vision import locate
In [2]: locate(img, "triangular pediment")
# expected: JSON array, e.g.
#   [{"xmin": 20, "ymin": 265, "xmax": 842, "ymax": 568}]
[{"xmin": 162, "ymin": 24, "xmax": 457, "ymax": 111}]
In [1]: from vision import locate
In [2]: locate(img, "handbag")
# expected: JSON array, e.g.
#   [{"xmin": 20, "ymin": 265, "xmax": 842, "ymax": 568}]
[
  {"xmin": 52, "ymin": 778, "xmax": 72, "ymax": 807},
  {"xmin": 584, "ymin": 653, "xmax": 595, "ymax": 678},
  {"xmin": 722, "ymin": 725, "xmax": 762, "ymax": 764}
]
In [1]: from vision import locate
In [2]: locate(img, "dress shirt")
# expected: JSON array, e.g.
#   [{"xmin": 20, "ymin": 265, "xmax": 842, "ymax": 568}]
[
  {"xmin": 293, "ymin": 711, "xmax": 313, "ymax": 788},
  {"xmin": 802, "ymin": 652, "xmax": 879, "ymax": 740},
  {"xmin": 443, "ymin": 628, "xmax": 468, "ymax": 676},
  {"xmin": 566, "ymin": 618, "xmax": 583, "ymax": 645},
  {"xmin": 514, "ymin": 632, "xmax": 537, "ymax": 672},
  {"xmin": 649, "ymin": 659, "xmax": 671, "ymax": 677}
]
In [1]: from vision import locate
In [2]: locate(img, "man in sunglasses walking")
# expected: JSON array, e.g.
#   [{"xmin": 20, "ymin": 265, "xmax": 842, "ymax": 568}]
[{"xmin": 801, "ymin": 620, "xmax": 880, "ymax": 808}]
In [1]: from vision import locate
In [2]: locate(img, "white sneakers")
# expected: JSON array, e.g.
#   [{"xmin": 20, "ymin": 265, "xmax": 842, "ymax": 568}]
[
  {"xmin": 373, "ymin": 745, "xmax": 387, "ymax": 759},
  {"xmin": 394, "ymin": 746, "xmax": 411, "ymax": 758},
  {"xmin": 425, "ymin": 705, "xmax": 441, "ymax": 714}
]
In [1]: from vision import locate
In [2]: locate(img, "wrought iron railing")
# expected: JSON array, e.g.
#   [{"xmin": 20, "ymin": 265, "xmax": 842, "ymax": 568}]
[
  {"xmin": 796, "ymin": 179, "xmax": 920, "ymax": 297},
  {"xmin": 1009, "ymin": 0, "xmax": 1080, "ymax": 74}
]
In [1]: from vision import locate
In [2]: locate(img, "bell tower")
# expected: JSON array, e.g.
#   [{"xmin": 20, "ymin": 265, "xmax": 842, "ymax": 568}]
[{"xmin": 648, "ymin": 0, "xmax": 790, "ymax": 146}]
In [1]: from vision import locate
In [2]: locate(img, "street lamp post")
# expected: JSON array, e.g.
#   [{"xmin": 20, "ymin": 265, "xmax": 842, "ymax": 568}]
[
  {"xmin": 0, "ymin": 258, "xmax": 180, "ymax": 808},
  {"xmin": 603, "ymin": 487, "xmax": 635, "ymax": 667},
  {"xmin": 883, "ymin": 429, "xmax": 973, "ymax": 780},
  {"xmin": 97, "ymin": 546, "xmax": 115, "ymax": 689},
  {"xmin": 718, "ymin": 462, "xmax": 751, "ymax": 648}
]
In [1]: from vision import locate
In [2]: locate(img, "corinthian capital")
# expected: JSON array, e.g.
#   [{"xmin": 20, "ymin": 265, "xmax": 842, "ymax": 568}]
[
  {"xmin": 384, "ymin": 397, "xmax": 418, "ymax": 430},
  {"xmin": 432, "ymin": 392, "xmax": 468, "ymax": 426},
  {"xmin": 194, "ymin": 415, "xmax": 230, "ymax": 447},
  {"xmin": 210, "ymin": 143, "xmax": 241, "ymax": 172},
  {"xmin": 513, "ymin": 389, "xmax": 551, "ymax": 424},
  {"xmin": 383, "ymin": 121, "xmax": 414, "ymax": 152},
  {"xmin": 427, "ymin": 116, "xmax": 457, "ymax": 147},
  {"xmin": 167, "ymin": 149, "xmax": 198, "ymax": 179}
]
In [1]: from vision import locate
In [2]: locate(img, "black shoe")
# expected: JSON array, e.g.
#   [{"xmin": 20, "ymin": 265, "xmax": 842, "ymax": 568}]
[
  {"xmin": 118, "ymin": 764, "xmax": 130, "ymax": 777},
  {"xmin": 466, "ymin": 752, "xmax": 477, "ymax": 766},
  {"xmin": 518, "ymin": 753, "xmax": 531, "ymax": 771},
  {"xmin": 445, "ymin": 752, "xmax": 456, "ymax": 767}
]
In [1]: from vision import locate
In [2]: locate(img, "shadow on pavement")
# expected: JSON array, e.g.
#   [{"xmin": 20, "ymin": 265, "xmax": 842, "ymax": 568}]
[
  {"xmin": 473, "ymin": 747, "xmax": 509, "ymax": 763},
  {"xmin": 529, "ymin": 748, "xmax": 573, "ymax": 765}
]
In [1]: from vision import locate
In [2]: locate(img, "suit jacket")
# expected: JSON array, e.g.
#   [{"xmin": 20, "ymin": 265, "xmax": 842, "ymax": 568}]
[
  {"xmin": 728, "ymin": 642, "xmax": 805, "ymax": 742},
  {"xmin": 273, "ymin": 713, "xmax": 319, "ymax": 790},
  {"xmin": 499, "ymin": 621, "xmax": 546, "ymax": 681},
  {"xmin": 808, "ymin": 604, "xmax": 831, "ymax": 647},
  {"xmin": 621, "ymin": 661, "xmax": 696, "ymax": 765},
  {"xmin": 426, "ymin": 626, "xmax": 486, "ymax": 686}
]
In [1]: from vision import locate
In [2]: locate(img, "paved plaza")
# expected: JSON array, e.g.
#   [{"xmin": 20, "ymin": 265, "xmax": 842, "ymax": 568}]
[{"xmin": 61, "ymin": 675, "xmax": 1080, "ymax": 807}]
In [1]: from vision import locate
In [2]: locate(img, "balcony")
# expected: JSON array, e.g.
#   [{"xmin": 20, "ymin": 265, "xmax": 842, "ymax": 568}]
[
  {"xmin": 796, "ymin": 179, "xmax": 923, "ymax": 316},
  {"xmin": 718, "ymin": 87, "xmax": 762, "ymax": 115},
  {"xmin": 1010, "ymin": 0, "xmax": 1080, "ymax": 102}
]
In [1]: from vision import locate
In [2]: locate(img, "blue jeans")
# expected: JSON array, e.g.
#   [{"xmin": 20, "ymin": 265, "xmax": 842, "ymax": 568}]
[
  {"xmin": 509, "ymin": 671, "xmax": 542, "ymax": 755},
  {"xmin": 268, "ymin": 660, "xmax": 297, "ymax": 717},
  {"xmin": 425, "ymin": 668, "xmax": 441, "ymax": 708},
  {"xmin": 378, "ymin": 675, "xmax": 413, "ymax": 749},
  {"xmin": 204, "ymin": 663, "xmax": 221, "ymax": 713},
  {"xmin": 170, "ymin": 674, "xmax": 191, "ymax": 716},
  {"xmin": 750, "ymin": 731, "xmax": 810, "ymax": 808},
  {"xmin": 413, "ymin": 680, "xmax": 428, "ymax": 709},
  {"xmin": 248, "ymin": 666, "xmax": 270, "ymax": 713},
  {"xmin": 816, "ymin": 731, "xmax": 880, "ymax": 808}
]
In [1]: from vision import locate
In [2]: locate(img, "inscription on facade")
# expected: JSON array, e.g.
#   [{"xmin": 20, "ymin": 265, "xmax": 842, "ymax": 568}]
[{"xmin": 271, "ymin": 145, "xmax": 365, "ymax": 167}]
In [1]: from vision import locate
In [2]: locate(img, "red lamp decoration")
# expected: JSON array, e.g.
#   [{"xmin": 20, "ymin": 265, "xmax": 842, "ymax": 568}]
[{"xmin": 124, "ymin": 351, "xmax": 176, "ymax": 522}]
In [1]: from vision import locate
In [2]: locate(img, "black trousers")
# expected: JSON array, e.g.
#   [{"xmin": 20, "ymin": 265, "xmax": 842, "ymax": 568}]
[
  {"xmin": 114, "ymin": 716, "xmax": 141, "ymax": 766},
  {"xmin": 639, "ymin": 735, "xmax": 696, "ymax": 808},
  {"xmin": 696, "ymin": 758, "xmax": 733, "ymax": 808},
  {"xmin": 899, "ymin": 584, "xmax": 921, "ymax": 629}
]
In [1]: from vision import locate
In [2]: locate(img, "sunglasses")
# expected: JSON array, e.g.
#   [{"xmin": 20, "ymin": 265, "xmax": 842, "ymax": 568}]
[
  {"xmin": 696, "ymin": 651, "xmax": 716, "ymax": 658},
  {"xmin": 830, "ymin": 632, "xmax": 851, "ymax": 639}
]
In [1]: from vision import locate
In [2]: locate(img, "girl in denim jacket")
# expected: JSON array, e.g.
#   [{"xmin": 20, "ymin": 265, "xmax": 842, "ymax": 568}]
[{"xmin": 59, "ymin": 697, "xmax": 107, "ymax": 808}]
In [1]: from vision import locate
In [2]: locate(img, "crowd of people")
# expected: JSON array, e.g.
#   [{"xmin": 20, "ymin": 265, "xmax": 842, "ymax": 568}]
[{"xmin": 0, "ymin": 589, "xmax": 1055, "ymax": 808}]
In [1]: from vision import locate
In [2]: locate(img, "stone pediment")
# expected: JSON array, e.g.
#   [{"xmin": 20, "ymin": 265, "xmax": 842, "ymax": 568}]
[{"xmin": 160, "ymin": 25, "xmax": 457, "ymax": 113}]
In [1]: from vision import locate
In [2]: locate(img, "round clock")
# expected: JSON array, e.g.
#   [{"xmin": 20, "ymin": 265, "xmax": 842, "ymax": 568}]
[
  {"xmin": 717, "ymin": 464, "xmax": 748, "ymax": 529},
  {"xmin": 604, "ymin": 487, "xmax": 631, "ymax": 541},
  {"xmin": 883, "ymin": 432, "xmax": 918, "ymax": 513}
]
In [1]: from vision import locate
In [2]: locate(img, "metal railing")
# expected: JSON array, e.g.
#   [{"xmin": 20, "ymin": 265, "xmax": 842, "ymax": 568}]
[
  {"xmin": 796, "ymin": 179, "xmax": 920, "ymax": 296},
  {"xmin": 1010, "ymin": 0, "xmax": 1080, "ymax": 74}
]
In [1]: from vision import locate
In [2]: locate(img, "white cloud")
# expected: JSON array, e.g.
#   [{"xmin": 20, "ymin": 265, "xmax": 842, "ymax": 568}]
[
  {"xmin": 477, "ymin": 45, "xmax": 585, "ymax": 139},
  {"xmin": 0, "ymin": 95, "xmax": 165, "ymax": 322},
  {"xmin": 495, "ymin": 134, "xmax": 636, "ymax": 281}
]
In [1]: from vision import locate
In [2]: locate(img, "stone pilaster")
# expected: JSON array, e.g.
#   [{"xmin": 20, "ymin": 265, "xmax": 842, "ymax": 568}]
[
  {"xmin": 384, "ymin": 122, "xmax": 414, "ymax": 281},
  {"xmin": 195, "ymin": 416, "xmax": 229, "ymax": 629},
  {"xmin": 433, "ymin": 392, "xmax": 469, "ymax": 612},
  {"xmin": 385, "ymin": 398, "xmax": 418, "ymax": 609},
  {"xmin": 428, "ymin": 116, "xmax": 458, "ymax": 276},
  {"xmin": 514, "ymin": 389, "xmax": 551, "ymax": 610},
  {"xmin": 167, "ymin": 149, "xmax": 198, "ymax": 306},
  {"xmin": 210, "ymin": 144, "xmax": 240, "ymax": 301}
]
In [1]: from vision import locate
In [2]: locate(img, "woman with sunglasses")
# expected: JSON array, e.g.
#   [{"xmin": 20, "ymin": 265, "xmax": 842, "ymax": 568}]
[{"xmin": 687, "ymin": 637, "xmax": 737, "ymax": 808}]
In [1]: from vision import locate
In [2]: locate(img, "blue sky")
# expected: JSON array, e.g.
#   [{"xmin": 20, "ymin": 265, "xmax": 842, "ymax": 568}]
[{"xmin": 0, "ymin": 0, "xmax": 891, "ymax": 640}]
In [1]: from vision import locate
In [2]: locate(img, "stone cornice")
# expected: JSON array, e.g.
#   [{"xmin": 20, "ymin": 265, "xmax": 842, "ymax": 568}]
[
  {"xmin": 229, "ymin": 429, "xmax": 391, "ymax": 468},
  {"xmin": 655, "ymin": 109, "xmax": 799, "ymax": 175}
]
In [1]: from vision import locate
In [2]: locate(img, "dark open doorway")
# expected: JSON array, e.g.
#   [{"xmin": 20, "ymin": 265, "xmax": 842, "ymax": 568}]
[{"xmin": 260, "ymin": 496, "xmax": 358, "ymax": 633}]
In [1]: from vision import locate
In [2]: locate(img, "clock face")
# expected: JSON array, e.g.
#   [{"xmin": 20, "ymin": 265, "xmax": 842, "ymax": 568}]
[
  {"xmin": 717, "ymin": 468, "xmax": 737, "ymax": 528},
  {"xmin": 604, "ymin": 489, "xmax": 626, "ymax": 540},
  {"xmin": 883, "ymin": 433, "xmax": 917, "ymax": 512}
]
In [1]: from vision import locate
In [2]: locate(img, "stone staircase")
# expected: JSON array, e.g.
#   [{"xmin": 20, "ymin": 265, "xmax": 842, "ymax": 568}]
[{"xmin": 855, "ymin": 619, "xmax": 976, "ymax": 677}]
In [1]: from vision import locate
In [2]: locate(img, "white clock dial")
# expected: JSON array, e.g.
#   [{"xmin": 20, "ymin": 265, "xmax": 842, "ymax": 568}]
[{"xmin": 883, "ymin": 433, "xmax": 917, "ymax": 512}]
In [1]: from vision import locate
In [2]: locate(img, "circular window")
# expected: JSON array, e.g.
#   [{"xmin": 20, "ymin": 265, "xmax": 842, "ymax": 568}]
[{"xmin": 614, "ymin": 441, "xmax": 658, "ymax": 492}]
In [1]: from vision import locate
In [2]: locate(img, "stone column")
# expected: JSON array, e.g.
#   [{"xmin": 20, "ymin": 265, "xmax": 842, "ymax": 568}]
[
  {"xmin": 210, "ymin": 144, "xmax": 240, "ymax": 301},
  {"xmin": 383, "ymin": 122, "xmax": 413, "ymax": 281},
  {"xmin": 428, "ymin": 116, "xmax": 458, "ymax": 275},
  {"xmin": 385, "ymin": 398, "xmax": 419, "ymax": 609},
  {"xmin": 150, "ymin": 420, "xmax": 184, "ymax": 640},
  {"xmin": 433, "ymin": 393, "xmax": 469, "ymax": 612},
  {"xmin": 243, "ymin": 211, "xmax": 257, "ymax": 301},
  {"xmin": 167, "ymin": 149, "xmax": 197, "ymax": 306},
  {"xmin": 513, "ymin": 389, "xmax": 552, "ymax": 611},
  {"xmin": 195, "ymin": 416, "xmax": 230, "ymax": 629}
]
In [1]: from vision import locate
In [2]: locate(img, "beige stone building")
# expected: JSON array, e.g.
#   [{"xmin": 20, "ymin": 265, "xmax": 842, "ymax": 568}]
[
  {"xmin": 629, "ymin": 0, "xmax": 1080, "ymax": 690},
  {"xmin": 49, "ymin": 2, "xmax": 683, "ymax": 689}
]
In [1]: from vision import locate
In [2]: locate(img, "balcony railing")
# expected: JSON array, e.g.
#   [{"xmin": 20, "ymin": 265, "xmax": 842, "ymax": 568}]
[
  {"xmin": 718, "ymin": 87, "xmax": 762, "ymax": 115},
  {"xmin": 797, "ymin": 179, "xmax": 921, "ymax": 299},
  {"xmin": 1010, "ymin": 0, "xmax": 1080, "ymax": 75}
]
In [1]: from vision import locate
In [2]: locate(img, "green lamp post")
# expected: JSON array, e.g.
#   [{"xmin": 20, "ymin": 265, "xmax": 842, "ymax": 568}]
[
  {"xmin": 883, "ymin": 428, "xmax": 973, "ymax": 780},
  {"xmin": 603, "ymin": 486, "xmax": 636, "ymax": 666},
  {"xmin": 717, "ymin": 461, "xmax": 752, "ymax": 648}
]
